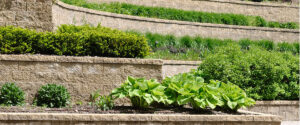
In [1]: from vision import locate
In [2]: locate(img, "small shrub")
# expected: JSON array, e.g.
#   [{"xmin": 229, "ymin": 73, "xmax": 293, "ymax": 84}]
[
  {"xmin": 34, "ymin": 84, "xmax": 70, "ymax": 108},
  {"xmin": 0, "ymin": 83, "xmax": 25, "ymax": 106},
  {"xmin": 89, "ymin": 90, "xmax": 114, "ymax": 110},
  {"xmin": 96, "ymin": 95, "xmax": 114, "ymax": 111}
]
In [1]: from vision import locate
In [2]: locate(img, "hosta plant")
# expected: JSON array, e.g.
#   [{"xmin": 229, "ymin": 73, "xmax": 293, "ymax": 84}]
[
  {"xmin": 210, "ymin": 81, "xmax": 256, "ymax": 112},
  {"xmin": 110, "ymin": 76, "xmax": 169, "ymax": 108},
  {"xmin": 162, "ymin": 70, "xmax": 205, "ymax": 106}
]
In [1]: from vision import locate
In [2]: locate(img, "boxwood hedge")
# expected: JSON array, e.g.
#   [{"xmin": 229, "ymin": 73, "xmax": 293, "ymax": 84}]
[{"xmin": 0, "ymin": 25, "xmax": 150, "ymax": 58}]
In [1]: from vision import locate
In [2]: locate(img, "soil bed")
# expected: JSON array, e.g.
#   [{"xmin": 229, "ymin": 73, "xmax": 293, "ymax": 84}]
[{"xmin": 0, "ymin": 105, "xmax": 252, "ymax": 115}]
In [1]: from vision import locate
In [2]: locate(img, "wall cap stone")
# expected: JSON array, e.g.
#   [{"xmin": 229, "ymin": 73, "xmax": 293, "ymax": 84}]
[
  {"xmin": 255, "ymin": 101, "xmax": 299, "ymax": 106},
  {"xmin": 163, "ymin": 60, "xmax": 202, "ymax": 65},
  {"xmin": 198, "ymin": 0, "xmax": 299, "ymax": 8},
  {"xmin": 56, "ymin": 1, "xmax": 299, "ymax": 33},
  {"xmin": 0, "ymin": 110, "xmax": 282, "ymax": 122},
  {"xmin": 0, "ymin": 54, "xmax": 163, "ymax": 65}
]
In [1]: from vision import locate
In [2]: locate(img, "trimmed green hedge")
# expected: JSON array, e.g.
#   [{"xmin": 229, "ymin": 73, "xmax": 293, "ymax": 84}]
[
  {"xmin": 60, "ymin": 0, "xmax": 299, "ymax": 29},
  {"xmin": 198, "ymin": 45, "xmax": 299, "ymax": 100},
  {"xmin": 0, "ymin": 25, "xmax": 150, "ymax": 58}
]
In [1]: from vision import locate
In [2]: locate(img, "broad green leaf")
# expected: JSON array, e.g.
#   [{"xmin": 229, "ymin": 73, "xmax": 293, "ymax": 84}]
[{"xmin": 177, "ymin": 95, "xmax": 190, "ymax": 105}]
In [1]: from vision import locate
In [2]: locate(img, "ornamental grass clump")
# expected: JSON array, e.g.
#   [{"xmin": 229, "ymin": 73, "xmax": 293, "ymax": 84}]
[{"xmin": 0, "ymin": 83, "xmax": 25, "ymax": 106}]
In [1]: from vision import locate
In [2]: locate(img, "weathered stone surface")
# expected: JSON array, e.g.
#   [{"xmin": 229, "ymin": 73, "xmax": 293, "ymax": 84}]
[
  {"xmin": 0, "ymin": 112, "xmax": 282, "ymax": 125},
  {"xmin": 246, "ymin": 101, "xmax": 299, "ymax": 121},
  {"xmin": 0, "ymin": 0, "xmax": 53, "ymax": 31}
]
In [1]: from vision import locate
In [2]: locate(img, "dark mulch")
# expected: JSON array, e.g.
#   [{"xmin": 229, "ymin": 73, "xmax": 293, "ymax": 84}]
[{"xmin": 0, "ymin": 105, "xmax": 251, "ymax": 115}]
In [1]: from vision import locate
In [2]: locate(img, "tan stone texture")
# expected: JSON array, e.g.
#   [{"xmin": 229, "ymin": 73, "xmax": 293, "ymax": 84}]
[
  {"xmin": 0, "ymin": 0, "xmax": 53, "ymax": 31},
  {"xmin": 246, "ymin": 101, "xmax": 299, "ymax": 121},
  {"xmin": 0, "ymin": 112, "xmax": 282, "ymax": 125},
  {"xmin": 87, "ymin": 0, "xmax": 299, "ymax": 23},
  {"xmin": 53, "ymin": 1, "xmax": 299, "ymax": 43}
]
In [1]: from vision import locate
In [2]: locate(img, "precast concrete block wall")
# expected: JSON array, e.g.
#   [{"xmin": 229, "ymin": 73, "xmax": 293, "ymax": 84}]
[
  {"xmin": 87, "ymin": 0, "xmax": 299, "ymax": 23},
  {"xmin": 0, "ymin": 0, "xmax": 53, "ymax": 31},
  {"xmin": 53, "ymin": 1, "xmax": 299, "ymax": 43},
  {"xmin": 0, "ymin": 54, "xmax": 199, "ymax": 104}
]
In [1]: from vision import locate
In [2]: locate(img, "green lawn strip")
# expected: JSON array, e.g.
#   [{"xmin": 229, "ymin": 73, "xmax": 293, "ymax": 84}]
[{"xmin": 60, "ymin": 0, "xmax": 299, "ymax": 29}]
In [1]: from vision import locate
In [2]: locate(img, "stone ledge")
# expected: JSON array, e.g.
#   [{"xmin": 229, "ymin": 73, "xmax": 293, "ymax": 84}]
[
  {"xmin": 199, "ymin": 0, "xmax": 299, "ymax": 8},
  {"xmin": 0, "ymin": 110, "xmax": 282, "ymax": 122},
  {"xmin": 255, "ymin": 101, "xmax": 299, "ymax": 106},
  {"xmin": 56, "ymin": 1, "xmax": 299, "ymax": 33},
  {"xmin": 0, "ymin": 54, "xmax": 164, "ymax": 65},
  {"xmin": 163, "ymin": 60, "xmax": 202, "ymax": 65}
]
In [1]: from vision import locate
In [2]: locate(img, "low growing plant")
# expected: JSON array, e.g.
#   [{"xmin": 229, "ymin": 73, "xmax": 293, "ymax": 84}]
[
  {"xmin": 34, "ymin": 84, "xmax": 70, "ymax": 108},
  {"xmin": 111, "ymin": 76, "xmax": 170, "ymax": 108},
  {"xmin": 0, "ymin": 83, "xmax": 25, "ymax": 106},
  {"xmin": 89, "ymin": 90, "xmax": 114, "ymax": 111},
  {"xmin": 96, "ymin": 95, "xmax": 114, "ymax": 111}
]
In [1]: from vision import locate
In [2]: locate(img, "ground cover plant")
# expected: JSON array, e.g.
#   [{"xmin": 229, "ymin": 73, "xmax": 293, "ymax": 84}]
[
  {"xmin": 89, "ymin": 90, "xmax": 114, "ymax": 111},
  {"xmin": 0, "ymin": 25, "xmax": 150, "ymax": 58},
  {"xmin": 138, "ymin": 32, "xmax": 299, "ymax": 60},
  {"xmin": 0, "ymin": 83, "xmax": 25, "ymax": 106},
  {"xmin": 34, "ymin": 84, "xmax": 70, "ymax": 108},
  {"xmin": 198, "ymin": 45, "xmax": 299, "ymax": 100},
  {"xmin": 60, "ymin": 0, "xmax": 299, "ymax": 29}
]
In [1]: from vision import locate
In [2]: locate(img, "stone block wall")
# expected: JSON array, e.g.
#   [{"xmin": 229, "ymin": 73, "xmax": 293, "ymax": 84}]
[
  {"xmin": 247, "ymin": 101, "xmax": 299, "ymax": 121},
  {"xmin": 53, "ymin": 1, "xmax": 299, "ymax": 43},
  {"xmin": 87, "ymin": 0, "xmax": 299, "ymax": 23},
  {"xmin": 0, "ymin": 55, "xmax": 163, "ymax": 104},
  {"xmin": 162, "ymin": 60, "xmax": 201, "ymax": 78},
  {"xmin": 0, "ymin": 0, "xmax": 53, "ymax": 31}
]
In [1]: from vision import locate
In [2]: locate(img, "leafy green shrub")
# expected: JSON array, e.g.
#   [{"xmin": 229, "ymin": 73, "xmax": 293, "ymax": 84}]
[
  {"xmin": 34, "ymin": 84, "xmax": 70, "ymax": 108},
  {"xmin": 0, "ymin": 25, "xmax": 150, "ymax": 58},
  {"xmin": 198, "ymin": 45, "xmax": 299, "ymax": 100},
  {"xmin": 111, "ymin": 76, "xmax": 169, "ymax": 108},
  {"xmin": 0, "ymin": 83, "xmax": 25, "ymax": 106},
  {"xmin": 61, "ymin": 0, "xmax": 299, "ymax": 29}
]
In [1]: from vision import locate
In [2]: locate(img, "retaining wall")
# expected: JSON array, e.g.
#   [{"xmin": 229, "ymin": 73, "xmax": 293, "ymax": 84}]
[
  {"xmin": 0, "ymin": 111, "xmax": 282, "ymax": 125},
  {"xmin": 0, "ymin": 0, "xmax": 53, "ymax": 31},
  {"xmin": 247, "ymin": 101, "xmax": 299, "ymax": 121},
  {"xmin": 87, "ymin": 0, "xmax": 299, "ymax": 23},
  {"xmin": 0, "ymin": 54, "xmax": 199, "ymax": 104},
  {"xmin": 53, "ymin": 1, "xmax": 299, "ymax": 43}
]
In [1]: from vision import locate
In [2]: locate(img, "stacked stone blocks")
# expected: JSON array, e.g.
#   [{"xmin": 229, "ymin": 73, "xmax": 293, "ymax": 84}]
[{"xmin": 0, "ymin": 0, "xmax": 53, "ymax": 31}]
